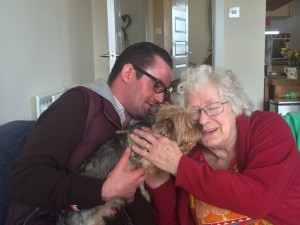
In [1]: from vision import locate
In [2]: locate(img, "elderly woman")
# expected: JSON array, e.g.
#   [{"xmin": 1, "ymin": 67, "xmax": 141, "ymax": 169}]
[{"xmin": 130, "ymin": 65, "xmax": 300, "ymax": 225}]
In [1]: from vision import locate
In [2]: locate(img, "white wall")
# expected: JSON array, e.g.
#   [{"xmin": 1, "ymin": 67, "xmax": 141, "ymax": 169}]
[
  {"xmin": 0, "ymin": 0, "xmax": 96, "ymax": 124},
  {"xmin": 214, "ymin": 0, "xmax": 266, "ymax": 110},
  {"xmin": 189, "ymin": 0, "xmax": 212, "ymax": 65},
  {"xmin": 0, "ymin": 0, "xmax": 267, "ymax": 124},
  {"xmin": 121, "ymin": 0, "xmax": 147, "ymax": 48},
  {"xmin": 91, "ymin": 0, "xmax": 110, "ymax": 81}
]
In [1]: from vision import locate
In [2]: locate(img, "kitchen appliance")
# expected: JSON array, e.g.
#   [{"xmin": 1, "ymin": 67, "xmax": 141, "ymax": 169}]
[
  {"xmin": 265, "ymin": 33, "xmax": 291, "ymax": 76},
  {"xmin": 269, "ymin": 99, "xmax": 300, "ymax": 115},
  {"xmin": 272, "ymin": 33, "xmax": 290, "ymax": 60}
]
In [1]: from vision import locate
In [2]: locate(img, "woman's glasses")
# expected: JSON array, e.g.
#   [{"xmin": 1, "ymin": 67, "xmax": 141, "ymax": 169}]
[
  {"xmin": 133, "ymin": 65, "xmax": 172, "ymax": 95},
  {"xmin": 193, "ymin": 102, "xmax": 229, "ymax": 117}
]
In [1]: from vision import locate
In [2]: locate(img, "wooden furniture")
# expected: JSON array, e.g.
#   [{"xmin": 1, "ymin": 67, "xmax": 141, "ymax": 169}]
[
  {"xmin": 266, "ymin": 2, "xmax": 292, "ymax": 17},
  {"xmin": 271, "ymin": 60, "xmax": 289, "ymax": 73},
  {"xmin": 264, "ymin": 77, "xmax": 300, "ymax": 110},
  {"xmin": 266, "ymin": 0, "xmax": 293, "ymax": 11}
]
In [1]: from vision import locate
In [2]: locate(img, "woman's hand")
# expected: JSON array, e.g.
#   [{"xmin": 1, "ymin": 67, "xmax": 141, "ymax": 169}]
[{"xmin": 130, "ymin": 127, "xmax": 183, "ymax": 176}]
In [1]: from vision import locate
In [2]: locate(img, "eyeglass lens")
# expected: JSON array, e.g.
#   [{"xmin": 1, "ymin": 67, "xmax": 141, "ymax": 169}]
[
  {"xmin": 194, "ymin": 102, "xmax": 228, "ymax": 117},
  {"xmin": 133, "ymin": 65, "xmax": 172, "ymax": 95}
]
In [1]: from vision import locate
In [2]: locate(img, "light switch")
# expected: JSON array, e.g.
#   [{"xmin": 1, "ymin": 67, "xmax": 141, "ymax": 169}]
[
  {"xmin": 229, "ymin": 7, "xmax": 240, "ymax": 18},
  {"xmin": 155, "ymin": 27, "xmax": 162, "ymax": 35}
]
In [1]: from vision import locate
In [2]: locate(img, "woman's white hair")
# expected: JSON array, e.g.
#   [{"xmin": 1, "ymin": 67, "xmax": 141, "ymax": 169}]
[{"xmin": 172, "ymin": 65, "xmax": 254, "ymax": 117}]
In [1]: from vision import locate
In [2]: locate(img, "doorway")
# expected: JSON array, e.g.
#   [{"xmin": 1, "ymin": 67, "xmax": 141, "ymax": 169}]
[{"xmin": 104, "ymin": 0, "xmax": 212, "ymax": 77}]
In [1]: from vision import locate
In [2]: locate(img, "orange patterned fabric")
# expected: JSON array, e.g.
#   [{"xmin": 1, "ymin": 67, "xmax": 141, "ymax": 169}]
[
  {"xmin": 189, "ymin": 162, "xmax": 272, "ymax": 225},
  {"xmin": 189, "ymin": 195, "xmax": 271, "ymax": 225}
]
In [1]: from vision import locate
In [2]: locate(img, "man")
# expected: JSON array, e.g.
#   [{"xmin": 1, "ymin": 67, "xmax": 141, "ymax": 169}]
[{"xmin": 5, "ymin": 42, "xmax": 173, "ymax": 225}]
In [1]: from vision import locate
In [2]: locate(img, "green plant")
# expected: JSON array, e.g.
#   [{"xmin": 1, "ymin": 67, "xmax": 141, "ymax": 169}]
[{"xmin": 281, "ymin": 42, "xmax": 300, "ymax": 66}]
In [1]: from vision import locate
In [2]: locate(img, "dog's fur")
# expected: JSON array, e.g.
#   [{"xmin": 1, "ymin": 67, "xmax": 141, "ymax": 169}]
[{"xmin": 57, "ymin": 104, "xmax": 202, "ymax": 225}]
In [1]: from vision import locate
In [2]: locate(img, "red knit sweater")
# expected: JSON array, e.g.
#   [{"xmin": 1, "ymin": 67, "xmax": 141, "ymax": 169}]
[{"xmin": 150, "ymin": 110, "xmax": 300, "ymax": 225}]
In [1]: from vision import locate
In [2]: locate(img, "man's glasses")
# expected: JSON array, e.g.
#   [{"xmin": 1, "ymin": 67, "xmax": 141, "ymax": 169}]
[
  {"xmin": 133, "ymin": 65, "xmax": 172, "ymax": 95},
  {"xmin": 193, "ymin": 102, "xmax": 229, "ymax": 117}
]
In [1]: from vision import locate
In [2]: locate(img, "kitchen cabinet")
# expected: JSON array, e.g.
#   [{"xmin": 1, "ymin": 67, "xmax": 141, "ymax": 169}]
[
  {"xmin": 266, "ymin": 0, "xmax": 293, "ymax": 11},
  {"xmin": 264, "ymin": 77, "xmax": 300, "ymax": 110},
  {"xmin": 266, "ymin": 3, "xmax": 291, "ymax": 17}
]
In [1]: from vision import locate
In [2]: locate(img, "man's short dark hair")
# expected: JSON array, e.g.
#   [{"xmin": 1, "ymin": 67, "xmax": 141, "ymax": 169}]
[{"xmin": 108, "ymin": 42, "xmax": 173, "ymax": 84}]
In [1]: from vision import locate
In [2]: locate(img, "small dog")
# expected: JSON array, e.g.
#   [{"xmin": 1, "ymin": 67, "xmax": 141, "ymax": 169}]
[{"xmin": 57, "ymin": 104, "xmax": 202, "ymax": 225}]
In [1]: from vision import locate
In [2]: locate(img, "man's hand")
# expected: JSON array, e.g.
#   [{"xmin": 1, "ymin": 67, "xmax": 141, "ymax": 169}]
[{"xmin": 101, "ymin": 147, "xmax": 146, "ymax": 203}]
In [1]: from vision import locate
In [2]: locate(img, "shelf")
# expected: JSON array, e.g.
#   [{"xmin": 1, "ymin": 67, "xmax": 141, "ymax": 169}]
[
  {"xmin": 264, "ymin": 77, "xmax": 300, "ymax": 110},
  {"xmin": 268, "ymin": 77, "xmax": 300, "ymax": 85}
]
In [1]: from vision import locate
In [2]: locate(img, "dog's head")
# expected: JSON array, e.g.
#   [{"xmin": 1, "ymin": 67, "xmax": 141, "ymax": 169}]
[
  {"xmin": 129, "ymin": 103, "xmax": 202, "ymax": 174},
  {"xmin": 150, "ymin": 104, "xmax": 202, "ymax": 154}
]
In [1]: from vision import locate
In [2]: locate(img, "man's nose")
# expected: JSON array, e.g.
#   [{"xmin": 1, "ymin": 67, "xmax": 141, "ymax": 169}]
[{"xmin": 155, "ymin": 93, "xmax": 165, "ymax": 103}]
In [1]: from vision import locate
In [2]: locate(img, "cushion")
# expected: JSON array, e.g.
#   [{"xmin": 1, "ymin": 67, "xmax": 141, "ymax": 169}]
[
  {"xmin": 283, "ymin": 112, "xmax": 300, "ymax": 151},
  {"xmin": 0, "ymin": 120, "xmax": 36, "ymax": 224}
]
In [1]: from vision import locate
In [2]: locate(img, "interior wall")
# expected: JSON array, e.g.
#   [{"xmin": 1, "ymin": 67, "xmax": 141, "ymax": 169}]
[
  {"xmin": 214, "ymin": 0, "xmax": 266, "ymax": 110},
  {"xmin": 121, "ymin": 0, "xmax": 147, "ymax": 48},
  {"xmin": 91, "ymin": 0, "xmax": 110, "ymax": 80},
  {"xmin": 0, "ymin": 0, "xmax": 95, "ymax": 124},
  {"xmin": 0, "ymin": 0, "xmax": 268, "ymax": 124},
  {"xmin": 153, "ymin": 0, "xmax": 164, "ymax": 47},
  {"xmin": 189, "ymin": 0, "xmax": 211, "ymax": 66}
]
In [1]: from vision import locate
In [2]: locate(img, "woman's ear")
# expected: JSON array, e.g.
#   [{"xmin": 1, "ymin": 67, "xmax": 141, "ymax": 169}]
[{"xmin": 121, "ymin": 64, "xmax": 135, "ymax": 83}]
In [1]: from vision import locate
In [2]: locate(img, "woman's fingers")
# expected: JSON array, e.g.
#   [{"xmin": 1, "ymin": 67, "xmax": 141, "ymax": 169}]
[{"xmin": 141, "ymin": 126, "xmax": 163, "ymax": 139}]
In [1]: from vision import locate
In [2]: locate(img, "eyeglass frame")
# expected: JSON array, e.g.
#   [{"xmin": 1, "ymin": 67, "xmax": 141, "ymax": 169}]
[
  {"xmin": 195, "ymin": 101, "xmax": 229, "ymax": 117},
  {"xmin": 132, "ymin": 65, "xmax": 173, "ymax": 95}
]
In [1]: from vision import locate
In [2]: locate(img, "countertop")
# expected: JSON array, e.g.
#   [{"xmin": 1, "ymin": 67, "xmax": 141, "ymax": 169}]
[{"xmin": 270, "ymin": 99, "xmax": 300, "ymax": 104}]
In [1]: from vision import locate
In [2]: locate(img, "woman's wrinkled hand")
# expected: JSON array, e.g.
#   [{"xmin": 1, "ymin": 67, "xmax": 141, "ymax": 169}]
[{"xmin": 130, "ymin": 127, "xmax": 183, "ymax": 176}]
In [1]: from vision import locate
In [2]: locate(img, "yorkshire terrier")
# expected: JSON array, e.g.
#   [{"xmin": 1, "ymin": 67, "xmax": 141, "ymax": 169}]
[{"xmin": 57, "ymin": 103, "xmax": 202, "ymax": 225}]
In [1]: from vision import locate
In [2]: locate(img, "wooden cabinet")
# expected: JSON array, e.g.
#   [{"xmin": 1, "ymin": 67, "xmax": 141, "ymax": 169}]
[
  {"xmin": 266, "ymin": 3, "xmax": 291, "ymax": 17},
  {"xmin": 264, "ymin": 77, "xmax": 300, "ymax": 110}
]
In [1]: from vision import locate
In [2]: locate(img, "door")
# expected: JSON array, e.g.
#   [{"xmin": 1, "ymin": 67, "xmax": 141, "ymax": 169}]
[
  {"xmin": 106, "ymin": 0, "xmax": 123, "ymax": 71},
  {"xmin": 105, "ymin": 0, "xmax": 188, "ymax": 78},
  {"xmin": 172, "ymin": 0, "xmax": 189, "ymax": 79}
]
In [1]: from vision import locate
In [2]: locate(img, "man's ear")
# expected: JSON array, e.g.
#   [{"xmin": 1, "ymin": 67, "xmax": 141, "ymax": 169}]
[{"xmin": 121, "ymin": 64, "xmax": 134, "ymax": 83}]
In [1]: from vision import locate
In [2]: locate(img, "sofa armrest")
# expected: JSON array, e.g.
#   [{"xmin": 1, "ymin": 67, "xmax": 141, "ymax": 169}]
[{"xmin": 0, "ymin": 120, "xmax": 36, "ymax": 224}]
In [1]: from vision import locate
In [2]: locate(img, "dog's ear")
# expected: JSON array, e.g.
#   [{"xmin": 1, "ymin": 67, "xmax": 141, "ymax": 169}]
[{"xmin": 162, "ymin": 118, "xmax": 174, "ymax": 137}]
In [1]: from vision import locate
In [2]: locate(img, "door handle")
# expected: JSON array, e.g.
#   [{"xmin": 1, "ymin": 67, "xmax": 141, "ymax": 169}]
[
  {"xmin": 100, "ymin": 53, "xmax": 109, "ymax": 58},
  {"xmin": 100, "ymin": 52, "xmax": 120, "ymax": 58}
]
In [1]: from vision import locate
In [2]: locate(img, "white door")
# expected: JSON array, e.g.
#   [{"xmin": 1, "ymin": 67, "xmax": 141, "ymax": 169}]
[
  {"xmin": 105, "ymin": 0, "xmax": 188, "ymax": 78},
  {"xmin": 106, "ymin": 0, "xmax": 123, "ymax": 71},
  {"xmin": 172, "ymin": 0, "xmax": 189, "ymax": 79}
]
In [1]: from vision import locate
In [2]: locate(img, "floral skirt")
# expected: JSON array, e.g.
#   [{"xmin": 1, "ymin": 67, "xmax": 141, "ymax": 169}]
[{"xmin": 189, "ymin": 195, "xmax": 272, "ymax": 225}]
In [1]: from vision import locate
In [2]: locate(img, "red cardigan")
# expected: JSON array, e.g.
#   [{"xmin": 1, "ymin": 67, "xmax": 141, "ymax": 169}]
[{"xmin": 149, "ymin": 110, "xmax": 300, "ymax": 225}]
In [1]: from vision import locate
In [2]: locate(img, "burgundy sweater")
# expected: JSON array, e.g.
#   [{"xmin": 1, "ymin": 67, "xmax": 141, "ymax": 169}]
[
  {"xmin": 7, "ymin": 86, "xmax": 157, "ymax": 225},
  {"xmin": 150, "ymin": 110, "xmax": 300, "ymax": 225}
]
